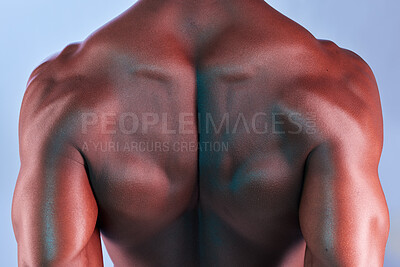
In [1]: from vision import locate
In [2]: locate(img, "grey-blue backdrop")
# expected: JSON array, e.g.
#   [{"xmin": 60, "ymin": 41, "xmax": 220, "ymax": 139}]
[{"xmin": 0, "ymin": 0, "xmax": 398, "ymax": 265}]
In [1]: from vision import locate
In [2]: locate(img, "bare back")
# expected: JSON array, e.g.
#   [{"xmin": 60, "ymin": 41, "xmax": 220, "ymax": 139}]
[{"xmin": 12, "ymin": 1, "xmax": 389, "ymax": 266}]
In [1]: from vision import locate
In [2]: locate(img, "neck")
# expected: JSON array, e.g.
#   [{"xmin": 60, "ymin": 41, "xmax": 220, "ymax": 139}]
[
  {"xmin": 129, "ymin": 0, "xmax": 271, "ymax": 57},
  {"xmin": 136, "ymin": 0, "xmax": 268, "ymax": 16}
]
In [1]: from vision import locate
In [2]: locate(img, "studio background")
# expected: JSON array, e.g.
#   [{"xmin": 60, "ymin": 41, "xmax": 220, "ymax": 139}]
[{"xmin": 0, "ymin": 0, "xmax": 398, "ymax": 265}]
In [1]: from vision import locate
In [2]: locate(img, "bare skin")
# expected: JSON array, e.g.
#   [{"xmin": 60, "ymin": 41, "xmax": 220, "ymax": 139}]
[{"xmin": 12, "ymin": 0, "xmax": 389, "ymax": 266}]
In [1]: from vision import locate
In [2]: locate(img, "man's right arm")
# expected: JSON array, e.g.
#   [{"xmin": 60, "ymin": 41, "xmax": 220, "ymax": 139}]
[{"xmin": 298, "ymin": 59, "xmax": 389, "ymax": 266}]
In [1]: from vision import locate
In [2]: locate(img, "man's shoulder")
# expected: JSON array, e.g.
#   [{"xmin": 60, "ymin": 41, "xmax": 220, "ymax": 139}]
[
  {"xmin": 279, "ymin": 39, "xmax": 378, "ymax": 101},
  {"xmin": 314, "ymin": 40, "xmax": 379, "ymax": 111},
  {"xmin": 21, "ymin": 38, "xmax": 114, "ymax": 113},
  {"xmin": 20, "ymin": 42, "xmax": 95, "ymax": 146},
  {"xmin": 290, "ymin": 38, "xmax": 378, "ymax": 101},
  {"xmin": 23, "ymin": 44, "xmax": 80, "ymax": 114},
  {"xmin": 278, "ymin": 39, "xmax": 382, "ymax": 144}
]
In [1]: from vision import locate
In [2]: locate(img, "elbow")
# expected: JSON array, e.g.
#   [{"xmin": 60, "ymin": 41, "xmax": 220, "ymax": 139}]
[
  {"xmin": 305, "ymin": 209, "xmax": 390, "ymax": 266},
  {"xmin": 376, "ymin": 205, "xmax": 390, "ymax": 241},
  {"xmin": 348, "ymin": 209, "xmax": 390, "ymax": 266},
  {"xmin": 17, "ymin": 249, "xmax": 76, "ymax": 267},
  {"xmin": 17, "ymin": 243, "xmax": 60, "ymax": 267},
  {"xmin": 356, "ymin": 211, "xmax": 389, "ymax": 266},
  {"xmin": 346, "ymin": 208, "xmax": 390, "ymax": 266},
  {"xmin": 369, "ymin": 206, "xmax": 390, "ymax": 258}
]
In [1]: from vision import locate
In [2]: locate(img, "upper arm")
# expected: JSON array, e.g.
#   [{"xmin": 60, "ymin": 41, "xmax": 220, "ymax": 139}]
[
  {"xmin": 299, "ymin": 60, "xmax": 389, "ymax": 266},
  {"xmin": 12, "ymin": 64, "xmax": 103, "ymax": 266}
]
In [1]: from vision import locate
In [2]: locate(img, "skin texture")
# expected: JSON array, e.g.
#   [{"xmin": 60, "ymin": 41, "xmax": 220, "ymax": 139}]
[{"xmin": 12, "ymin": 0, "xmax": 390, "ymax": 266}]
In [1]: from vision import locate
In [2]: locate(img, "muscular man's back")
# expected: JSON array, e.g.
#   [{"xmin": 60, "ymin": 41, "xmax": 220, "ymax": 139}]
[{"xmin": 12, "ymin": 0, "xmax": 389, "ymax": 266}]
